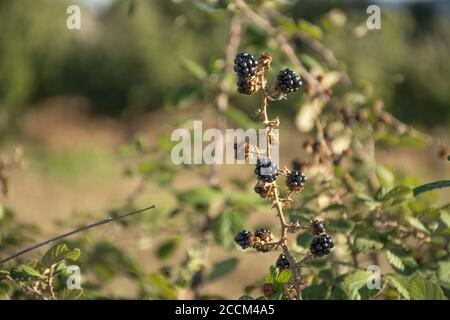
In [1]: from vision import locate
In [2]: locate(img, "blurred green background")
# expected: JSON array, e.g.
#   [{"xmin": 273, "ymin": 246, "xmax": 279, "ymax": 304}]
[{"xmin": 0, "ymin": 0, "xmax": 449, "ymax": 132}]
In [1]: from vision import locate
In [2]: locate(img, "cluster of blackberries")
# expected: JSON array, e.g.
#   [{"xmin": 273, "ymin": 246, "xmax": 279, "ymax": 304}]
[
  {"xmin": 234, "ymin": 230, "xmax": 253, "ymax": 249},
  {"xmin": 255, "ymin": 157, "xmax": 279, "ymax": 183},
  {"xmin": 276, "ymin": 68, "xmax": 302, "ymax": 94},
  {"xmin": 234, "ymin": 52, "xmax": 260, "ymax": 95},
  {"xmin": 308, "ymin": 219, "xmax": 334, "ymax": 257},
  {"xmin": 285, "ymin": 170, "xmax": 306, "ymax": 191},
  {"xmin": 310, "ymin": 234, "xmax": 334, "ymax": 257},
  {"xmin": 235, "ymin": 228, "xmax": 274, "ymax": 252},
  {"xmin": 276, "ymin": 253, "xmax": 290, "ymax": 270}
]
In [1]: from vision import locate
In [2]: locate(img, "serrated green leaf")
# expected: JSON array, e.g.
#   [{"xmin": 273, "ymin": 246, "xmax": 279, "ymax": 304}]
[
  {"xmin": 354, "ymin": 236, "xmax": 383, "ymax": 253},
  {"xmin": 323, "ymin": 203, "xmax": 346, "ymax": 212},
  {"xmin": 330, "ymin": 219, "xmax": 355, "ymax": 233},
  {"xmin": 404, "ymin": 216, "xmax": 429, "ymax": 234},
  {"xmin": 41, "ymin": 243, "xmax": 80, "ymax": 267},
  {"xmin": 209, "ymin": 258, "xmax": 238, "ymax": 282},
  {"xmin": 386, "ymin": 274, "xmax": 410, "ymax": 299},
  {"xmin": 440, "ymin": 210, "xmax": 450, "ymax": 228},
  {"xmin": 386, "ymin": 250, "xmax": 405, "ymax": 271},
  {"xmin": 330, "ymin": 283, "xmax": 361, "ymax": 300},
  {"xmin": 409, "ymin": 276, "xmax": 447, "ymax": 300},
  {"xmin": 438, "ymin": 261, "xmax": 450, "ymax": 285},
  {"xmin": 10, "ymin": 265, "xmax": 45, "ymax": 282},
  {"xmin": 276, "ymin": 269, "xmax": 293, "ymax": 285}
]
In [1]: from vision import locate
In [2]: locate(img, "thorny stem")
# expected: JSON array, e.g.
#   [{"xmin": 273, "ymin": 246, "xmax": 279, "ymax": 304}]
[
  {"xmin": 46, "ymin": 265, "xmax": 57, "ymax": 300},
  {"xmin": 0, "ymin": 205, "xmax": 156, "ymax": 265}
]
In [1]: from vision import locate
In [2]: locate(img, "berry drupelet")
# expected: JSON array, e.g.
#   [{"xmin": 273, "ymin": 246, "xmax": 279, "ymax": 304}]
[
  {"xmin": 254, "ymin": 228, "xmax": 273, "ymax": 241},
  {"xmin": 234, "ymin": 230, "xmax": 253, "ymax": 249},
  {"xmin": 285, "ymin": 170, "xmax": 306, "ymax": 191},
  {"xmin": 311, "ymin": 220, "xmax": 325, "ymax": 235},
  {"xmin": 276, "ymin": 68, "xmax": 302, "ymax": 94},
  {"xmin": 255, "ymin": 157, "xmax": 279, "ymax": 183},
  {"xmin": 276, "ymin": 253, "xmax": 290, "ymax": 270},
  {"xmin": 234, "ymin": 52, "xmax": 259, "ymax": 77},
  {"xmin": 237, "ymin": 76, "xmax": 258, "ymax": 95},
  {"xmin": 310, "ymin": 234, "xmax": 334, "ymax": 257}
]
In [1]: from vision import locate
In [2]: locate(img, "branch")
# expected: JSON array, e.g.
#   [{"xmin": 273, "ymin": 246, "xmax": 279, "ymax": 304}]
[{"xmin": 0, "ymin": 205, "xmax": 156, "ymax": 265}]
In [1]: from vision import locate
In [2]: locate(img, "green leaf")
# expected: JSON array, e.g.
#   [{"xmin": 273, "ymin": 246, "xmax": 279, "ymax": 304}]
[
  {"xmin": 176, "ymin": 187, "xmax": 223, "ymax": 211},
  {"xmin": 302, "ymin": 283, "xmax": 329, "ymax": 300},
  {"xmin": 212, "ymin": 210, "xmax": 245, "ymax": 250},
  {"xmin": 181, "ymin": 58, "xmax": 207, "ymax": 81},
  {"xmin": 41, "ymin": 243, "xmax": 81, "ymax": 267},
  {"xmin": 239, "ymin": 295, "xmax": 254, "ymax": 300},
  {"xmin": 438, "ymin": 261, "xmax": 450, "ymax": 285},
  {"xmin": 329, "ymin": 218, "xmax": 355, "ymax": 233},
  {"xmin": 409, "ymin": 276, "xmax": 447, "ymax": 300},
  {"xmin": 386, "ymin": 274, "xmax": 410, "ymax": 299},
  {"xmin": 354, "ymin": 236, "xmax": 383, "ymax": 253},
  {"xmin": 166, "ymin": 83, "xmax": 199, "ymax": 108},
  {"xmin": 147, "ymin": 273, "xmax": 178, "ymax": 300},
  {"xmin": 208, "ymin": 258, "xmax": 238, "ymax": 282},
  {"xmin": 297, "ymin": 233, "xmax": 313, "ymax": 247},
  {"xmin": 222, "ymin": 107, "xmax": 256, "ymax": 130},
  {"xmin": 376, "ymin": 165, "xmax": 395, "ymax": 185},
  {"xmin": 413, "ymin": 180, "xmax": 450, "ymax": 197},
  {"xmin": 10, "ymin": 265, "xmax": 45, "ymax": 282},
  {"xmin": 60, "ymin": 288, "xmax": 83, "ymax": 300},
  {"xmin": 330, "ymin": 283, "xmax": 360, "ymax": 300},
  {"xmin": 276, "ymin": 269, "xmax": 293, "ymax": 285},
  {"xmin": 298, "ymin": 19, "xmax": 323, "ymax": 39},
  {"xmin": 404, "ymin": 216, "xmax": 429, "ymax": 234},
  {"xmin": 322, "ymin": 203, "xmax": 346, "ymax": 212},
  {"xmin": 384, "ymin": 186, "xmax": 412, "ymax": 201},
  {"xmin": 156, "ymin": 238, "xmax": 180, "ymax": 260},
  {"xmin": 374, "ymin": 185, "xmax": 394, "ymax": 202},
  {"xmin": 440, "ymin": 210, "xmax": 450, "ymax": 227},
  {"xmin": 386, "ymin": 250, "xmax": 405, "ymax": 272}
]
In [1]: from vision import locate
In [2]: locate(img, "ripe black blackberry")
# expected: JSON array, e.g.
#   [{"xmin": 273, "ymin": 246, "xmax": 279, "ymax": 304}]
[
  {"xmin": 255, "ymin": 157, "xmax": 279, "ymax": 183},
  {"xmin": 276, "ymin": 68, "xmax": 302, "ymax": 94},
  {"xmin": 276, "ymin": 253, "xmax": 290, "ymax": 270},
  {"xmin": 234, "ymin": 52, "xmax": 259, "ymax": 77},
  {"xmin": 285, "ymin": 170, "xmax": 306, "ymax": 191},
  {"xmin": 234, "ymin": 230, "xmax": 253, "ymax": 249},
  {"xmin": 310, "ymin": 234, "xmax": 334, "ymax": 257},
  {"xmin": 311, "ymin": 220, "xmax": 325, "ymax": 235}
]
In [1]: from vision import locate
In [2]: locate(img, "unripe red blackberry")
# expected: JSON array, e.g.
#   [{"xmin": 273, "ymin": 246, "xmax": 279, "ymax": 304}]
[
  {"xmin": 285, "ymin": 170, "xmax": 306, "ymax": 191},
  {"xmin": 276, "ymin": 68, "xmax": 302, "ymax": 94},
  {"xmin": 310, "ymin": 234, "xmax": 334, "ymax": 257},
  {"xmin": 255, "ymin": 157, "xmax": 279, "ymax": 183},
  {"xmin": 311, "ymin": 220, "xmax": 325, "ymax": 235},
  {"xmin": 263, "ymin": 283, "xmax": 274, "ymax": 297},
  {"xmin": 234, "ymin": 230, "xmax": 253, "ymax": 249},
  {"xmin": 276, "ymin": 253, "xmax": 290, "ymax": 270}
]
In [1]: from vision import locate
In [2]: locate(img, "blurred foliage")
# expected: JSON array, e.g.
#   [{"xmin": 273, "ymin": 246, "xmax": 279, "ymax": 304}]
[{"xmin": 0, "ymin": 0, "xmax": 449, "ymax": 131}]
